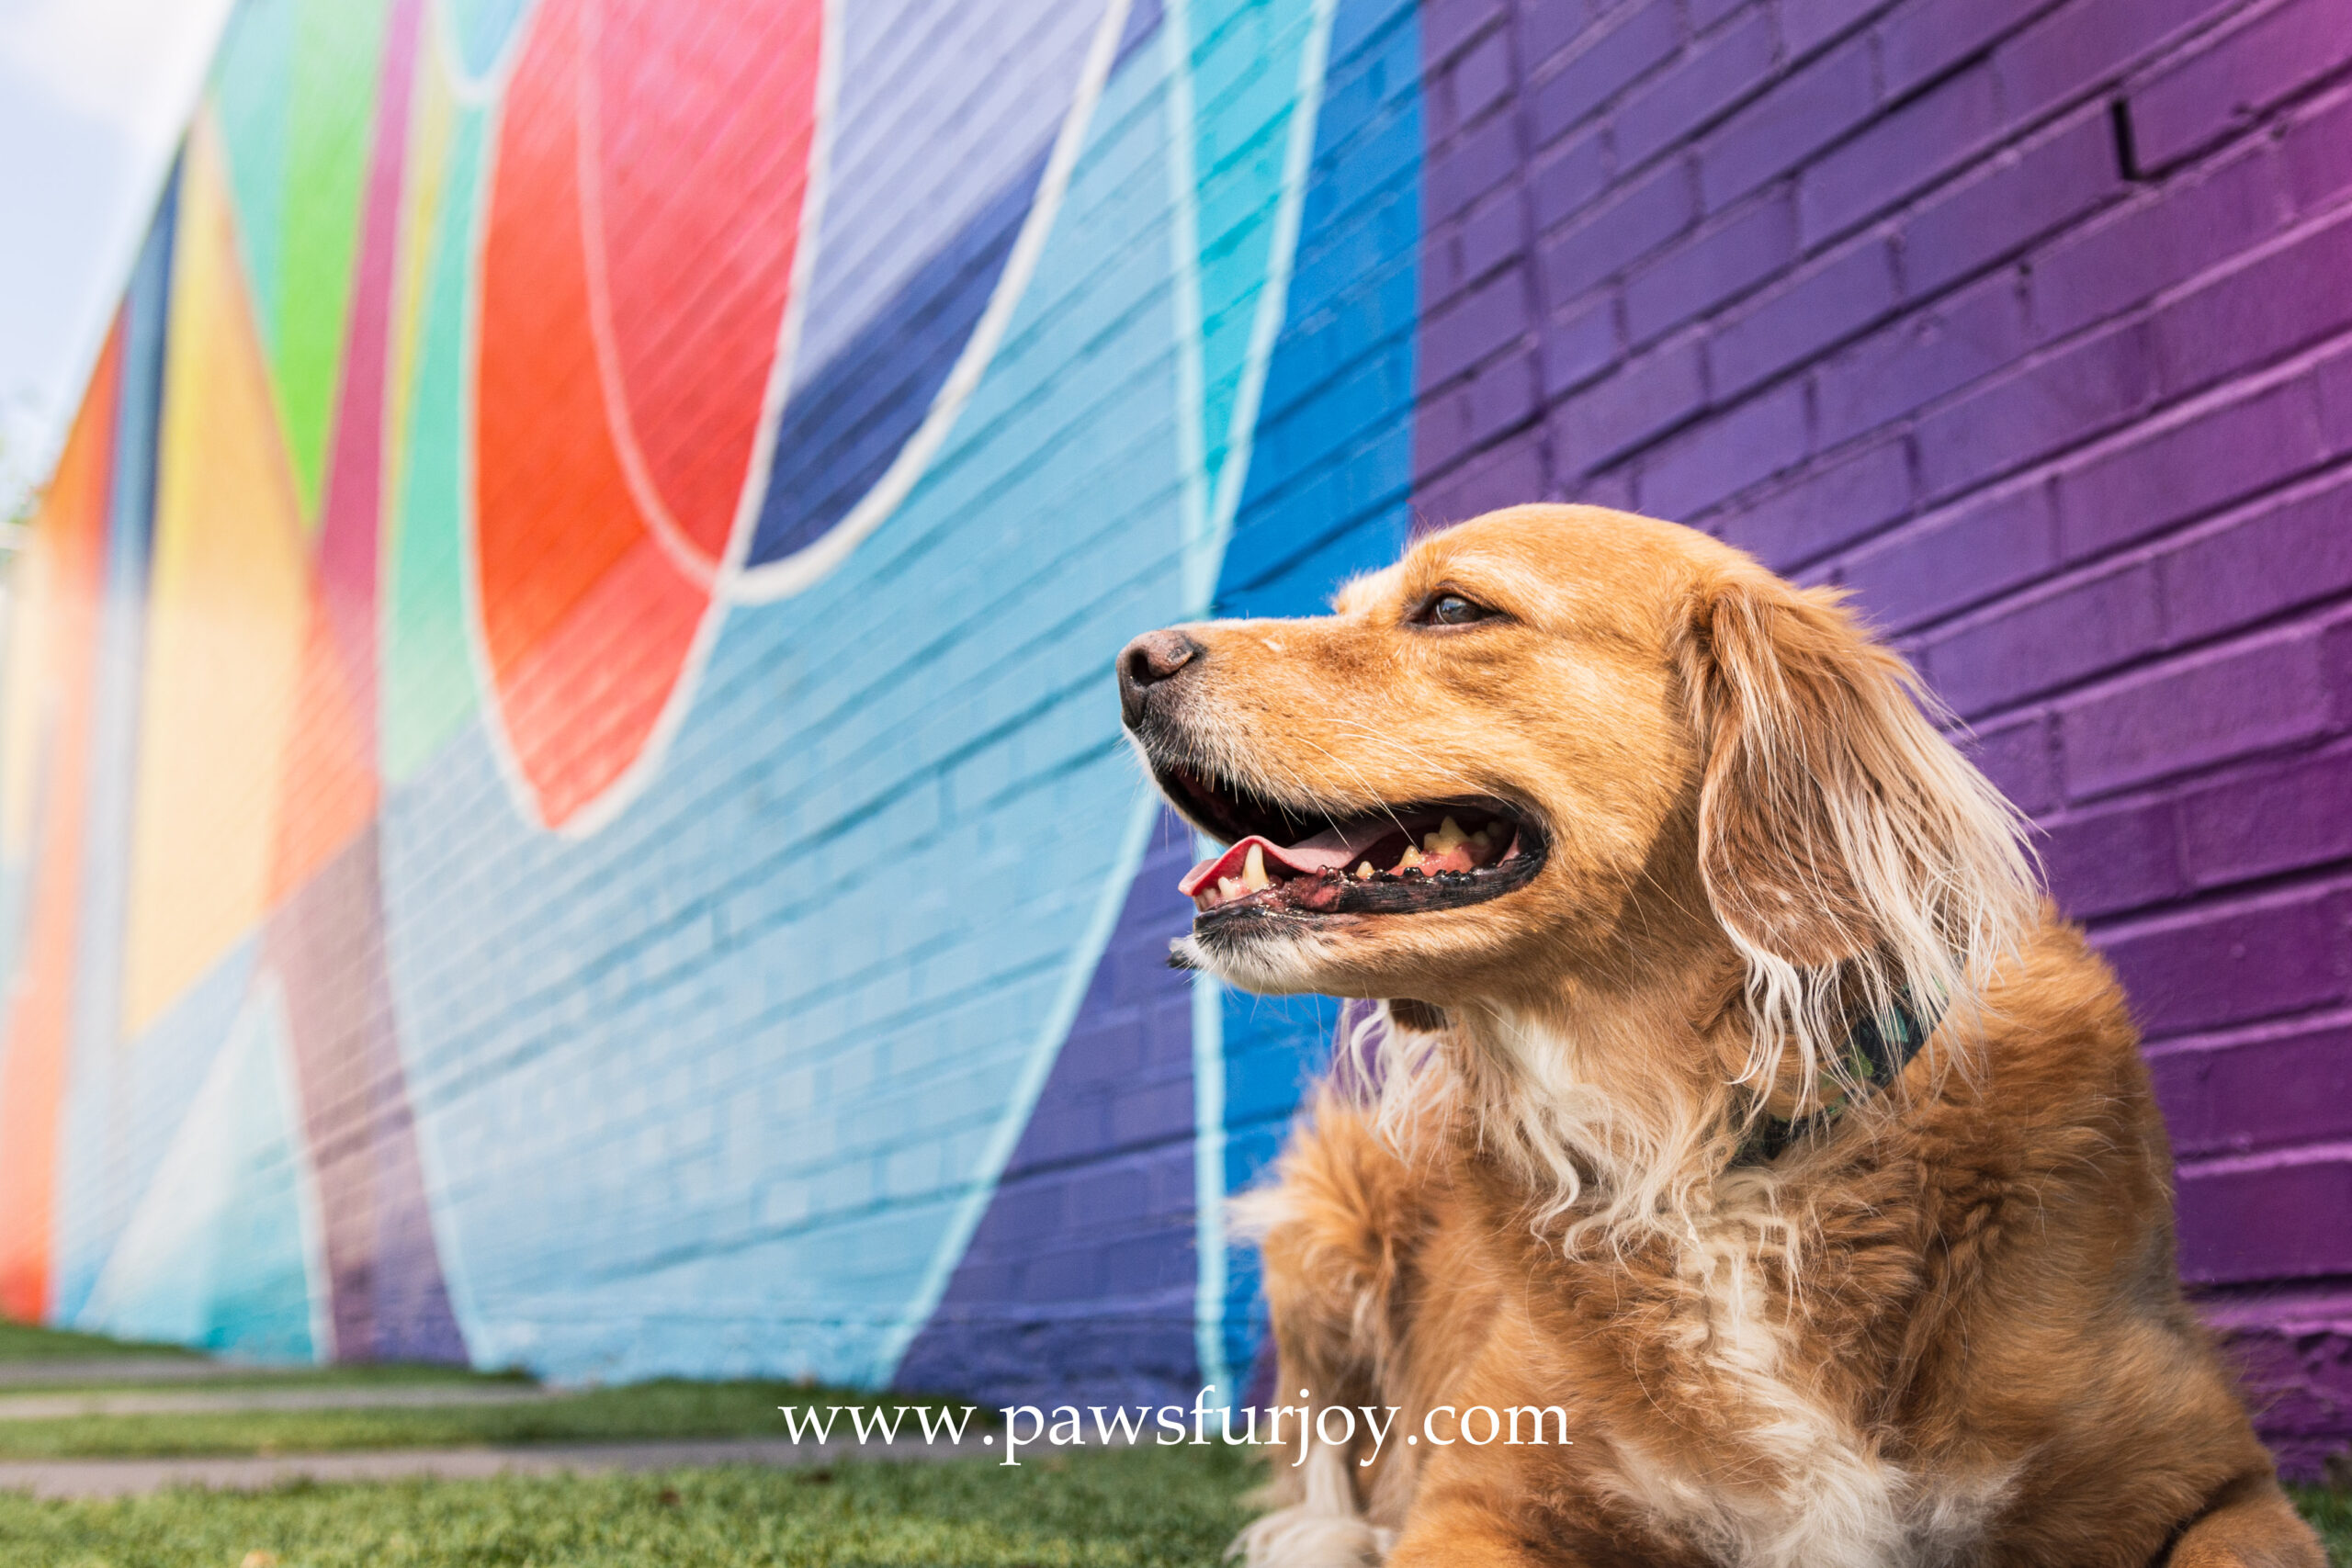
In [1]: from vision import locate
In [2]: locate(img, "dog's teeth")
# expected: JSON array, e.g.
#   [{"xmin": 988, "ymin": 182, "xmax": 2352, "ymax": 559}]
[
  {"xmin": 1396, "ymin": 845, "xmax": 1423, "ymax": 871},
  {"xmin": 1353, "ymin": 861, "xmax": 1373, "ymax": 879},
  {"xmin": 1218, "ymin": 875, "xmax": 1244, "ymax": 903},
  {"xmin": 1242, "ymin": 843, "xmax": 1271, "ymax": 892},
  {"xmin": 1426, "ymin": 817, "xmax": 1470, "ymax": 856}
]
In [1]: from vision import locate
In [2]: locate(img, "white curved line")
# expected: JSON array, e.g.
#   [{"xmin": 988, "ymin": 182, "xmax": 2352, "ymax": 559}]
[
  {"xmin": 454, "ymin": 0, "xmax": 562, "ymax": 837},
  {"xmin": 571, "ymin": 0, "xmax": 720, "ymax": 590},
  {"xmin": 431, "ymin": 0, "xmax": 537, "ymax": 107},
  {"xmin": 720, "ymin": 0, "xmax": 1134, "ymax": 605},
  {"xmin": 1179, "ymin": 0, "xmax": 1339, "ymax": 1400},
  {"xmin": 459, "ymin": 0, "xmax": 836, "ymax": 837}
]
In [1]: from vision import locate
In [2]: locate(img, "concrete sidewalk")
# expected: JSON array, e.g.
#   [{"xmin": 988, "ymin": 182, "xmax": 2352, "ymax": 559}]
[
  {"xmin": 0, "ymin": 1383, "xmax": 559, "ymax": 1420},
  {"xmin": 0, "ymin": 1359, "xmax": 289, "ymax": 1389},
  {"xmin": 0, "ymin": 1436, "xmax": 982, "ymax": 1498}
]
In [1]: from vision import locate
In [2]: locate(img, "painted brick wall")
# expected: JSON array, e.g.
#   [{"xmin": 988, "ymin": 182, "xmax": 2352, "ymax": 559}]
[
  {"xmin": 2, "ymin": 0, "xmax": 2344, "ymax": 1483},
  {"xmin": 1410, "ymin": 0, "xmax": 2352, "ymax": 1472}
]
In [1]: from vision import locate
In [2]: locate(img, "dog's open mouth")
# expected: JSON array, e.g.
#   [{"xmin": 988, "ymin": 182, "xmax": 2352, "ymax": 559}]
[{"xmin": 1153, "ymin": 765, "xmax": 1546, "ymax": 920}]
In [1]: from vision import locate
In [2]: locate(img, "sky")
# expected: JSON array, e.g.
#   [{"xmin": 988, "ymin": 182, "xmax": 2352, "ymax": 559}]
[{"xmin": 0, "ymin": 0, "xmax": 235, "ymax": 519}]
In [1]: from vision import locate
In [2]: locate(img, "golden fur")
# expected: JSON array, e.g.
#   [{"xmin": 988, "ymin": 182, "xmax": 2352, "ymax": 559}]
[{"xmin": 1119, "ymin": 506, "xmax": 2321, "ymax": 1568}]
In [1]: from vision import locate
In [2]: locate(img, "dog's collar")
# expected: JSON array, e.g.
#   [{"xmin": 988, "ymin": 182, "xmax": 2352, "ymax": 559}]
[{"xmin": 1731, "ymin": 992, "xmax": 1938, "ymax": 1167}]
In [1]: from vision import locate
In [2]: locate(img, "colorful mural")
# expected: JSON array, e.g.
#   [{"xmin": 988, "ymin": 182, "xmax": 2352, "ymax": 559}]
[{"xmin": 2, "ymin": 0, "xmax": 2346, "ymax": 1472}]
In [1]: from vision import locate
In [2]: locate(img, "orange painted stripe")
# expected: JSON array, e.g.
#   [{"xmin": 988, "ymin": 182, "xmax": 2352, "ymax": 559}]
[{"xmin": 0, "ymin": 326, "xmax": 123, "ymax": 1322}]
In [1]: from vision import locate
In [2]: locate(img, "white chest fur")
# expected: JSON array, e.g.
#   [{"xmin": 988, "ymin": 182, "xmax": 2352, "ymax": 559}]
[{"xmin": 1599, "ymin": 1211, "xmax": 2008, "ymax": 1568}]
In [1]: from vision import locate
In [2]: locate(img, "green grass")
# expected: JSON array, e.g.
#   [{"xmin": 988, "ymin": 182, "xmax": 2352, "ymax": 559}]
[
  {"xmin": 2293, "ymin": 1484, "xmax": 2352, "ymax": 1566},
  {"xmin": 0, "ymin": 1382, "xmax": 966, "ymax": 1460},
  {"xmin": 0, "ymin": 1321, "xmax": 201, "ymax": 1362},
  {"xmin": 0, "ymin": 1443, "xmax": 1255, "ymax": 1568},
  {"xmin": 0, "ymin": 1436, "xmax": 2336, "ymax": 1566}
]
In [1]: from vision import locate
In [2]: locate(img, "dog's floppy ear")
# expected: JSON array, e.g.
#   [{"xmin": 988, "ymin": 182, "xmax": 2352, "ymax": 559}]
[{"xmin": 1675, "ymin": 565, "xmax": 2039, "ymax": 1085}]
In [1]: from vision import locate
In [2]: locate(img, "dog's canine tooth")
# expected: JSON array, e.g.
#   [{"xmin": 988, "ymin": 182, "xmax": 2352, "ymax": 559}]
[{"xmin": 1243, "ymin": 843, "xmax": 1272, "ymax": 892}]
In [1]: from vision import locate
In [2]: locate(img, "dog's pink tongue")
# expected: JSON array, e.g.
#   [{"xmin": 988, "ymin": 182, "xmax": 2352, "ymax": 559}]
[{"xmin": 1178, "ymin": 819, "xmax": 1398, "ymax": 897}]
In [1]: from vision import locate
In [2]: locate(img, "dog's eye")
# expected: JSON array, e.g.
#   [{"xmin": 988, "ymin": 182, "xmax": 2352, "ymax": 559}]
[{"xmin": 1420, "ymin": 593, "xmax": 1497, "ymax": 626}]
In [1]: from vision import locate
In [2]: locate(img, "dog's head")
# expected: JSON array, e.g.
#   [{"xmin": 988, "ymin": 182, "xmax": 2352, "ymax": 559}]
[{"xmin": 1119, "ymin": 504, "xmax": 2039, "ymax": 1092}]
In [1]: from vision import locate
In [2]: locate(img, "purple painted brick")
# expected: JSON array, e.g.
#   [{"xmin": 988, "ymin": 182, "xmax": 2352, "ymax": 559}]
[
  {"xmin": 1916, "ymin": 319, "xmax": 2153, "ymax": 500},
  {"xmin": 1416, "ymin": 430, "xmax": 1547, "ymax": 523},
  {"xmin": 1902, "ymin": 111, "xmax": 2119, "ymax": 298},
  {"xmin": 2058, "ymin": 377, "xmax": 2327, "ymax": 560},
  {"xmin": 2150, "ymin": 207, "xmax": 2352, "ymax": 400},
  {"xmin": 1714, "ymin": 437, "xmax": 1911, "ymax": 570},
  {"xmin": 1710, "ymin": 240, "xmax": 1901, "ymax": 397},
  {"xmin": 1444, "ymin": 25, "xmax": 1519, "ymax": 135},
  {"xmin": 2150, "ymin": 1019, "xmax": 2352, "ymax": 1156},
  {"xmin": 1421, "ymin": 0, "xmax": 1510, "ymax": 67},
  {"xmin": 2098, "ymin": 884, "xmax": 2349, "ymax": 1037},
  {"xmin": 1800, "ymin": 65, "xmax": 2002, "ymax": 244},
  {"xmin": 2321, "ymin": 343, "xmax": 2352, "ymax": 451},
  {"xmin": 1964, "ymin": 711, "xmax": 2060, "ymax": 812},
  {"xmin": 2131, "ymin": 0, "xmax": 2352, "ymax": 172},
  {"xmin": 1624, "ymin": 192, "xmax": 1796, "ymax": 344},
  {"xmin": 2281, "ymin": 87, "xmax": 2352, "ymax": 213},
  {"xmin": 1816, "ymin": 273, "xmax": 2027, "ymax": 448},
  {"xmin": 1781, "ymin": 0, "xmax": 1886, "ymax": 57},
  {"xmin": 2161, "ymin": 473, "xmax": 2352, "ymax": 644},
  {"xmin": 1537, "ymin": 158, "xmax": 1696, "ymax": 298},
  {"xmin": 1418, "ymin": 350, "xmax": 1540, "ymax": 474},
  {"xmin": 1543, "ymin": 294, "xmax": 1619, "ymax": 399},
  {"xmin": 2057, "ymin": 629, "xmax": 2335, "ymax": 798},
  {"xmin": 1530, "ymin": 0, "xmax": 1681, "ymax": 146},
  {"xmin": 1637, "ymin": 380, "xmax": 1809, "ymax": 519},
  {"xmin": 1879, "ymin": 0, "xmax": 2049, "ymax": 99},
  {"xmin": 1521, "ymin": 0, "xmax": 1601, "ymax": 73},
  {"xmin": 2030, "ymin": 144, "xmax": 2286, "ymax": 342},
  {"xmin": 1838, "ymin": 480, "xmax": 2056, "ymax": 631},
  {"xmin": 1697, "ymin": 37, "xmax": 1879, "ymax": 212},
  {"xmin": 1550, "ymin": 339, "xmax": 1706, "ymax": 468},
  {"xmin": 2177, "ymin": 1147, "xmax": 2352, "ymax": 1282},
  {"xmin": 1530, "ymin": 129, "xmax": 1609, "ymax": 230},
  {"xmin": 2041, "ymin": 797, "xmax": 2185, "ymax": 919},
  {"xmin": 1926, "ymin": 557, "xmax": 2160, "ymax": 716},
  {"xmin": 2181, "ymin": 746, "xmax": 2352, "ymax": 887},
  {"xmin": 1993, "ymin": 0, "xmax": 2213, "ymax": 127},
  {"xmin": 1429, "ymin": 108, "xmax": 1523, "ymax": 222},
  {"xmin": 1419, "ymin": 265, "xmax": 1534, "ymax": 390},
  {"xmin": 1613, "ymin": 8, "xmax": 1777, "ymax": 171}
]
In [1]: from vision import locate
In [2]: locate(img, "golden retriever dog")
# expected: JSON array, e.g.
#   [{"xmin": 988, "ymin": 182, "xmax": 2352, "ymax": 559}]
[{"xmin": 1114, "ymin": 505, "xmax": 2321, "ymax": 1568}]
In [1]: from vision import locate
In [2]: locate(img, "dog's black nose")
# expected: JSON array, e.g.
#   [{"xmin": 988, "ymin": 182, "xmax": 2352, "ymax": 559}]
[{"xmin": 1118, "ymin": 629, "xmax": 1204, "ymax": 728}]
